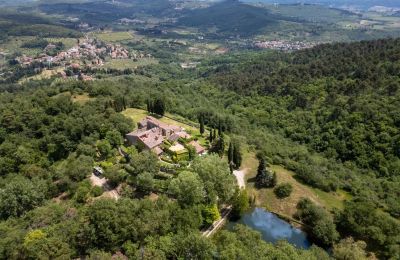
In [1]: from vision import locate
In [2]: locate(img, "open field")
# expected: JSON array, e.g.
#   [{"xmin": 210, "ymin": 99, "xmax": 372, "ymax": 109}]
[
  {"xmin": 242, "ymin": 150, "xmax": 349, "ymax": 217},
  {"xmin": 20, "ymin": 68, "xmax": 64, "ymax": 83},
  {"xmin": 0, "ymin": 36, "xmax": 81, "ymax": 56},
  {"xmin": 122, "ymin": 108, "xmax": 200, "ymax": 134},
  {"xmin": 45, "ymin": 37, "xmax": 78, "ymax": 49},
  {"xmin": 94, "ymin": 31, "xmax": 134, "ymax": 42},
  {"xmin": 51, "ymin": 91, "xmax": 95, "ymax": 104},
  {"xmin": 0, "ymin": 36, "xmax": 41, "ymax": 56},
  {"xmin": 71, "ymin": 93, "xmax": 93, "ymax": 104}
]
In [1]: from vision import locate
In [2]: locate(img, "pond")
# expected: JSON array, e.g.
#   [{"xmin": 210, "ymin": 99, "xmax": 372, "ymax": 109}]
[{"xmin": 227, "ymin": 207, "xmax": 311, "ymax": 249}]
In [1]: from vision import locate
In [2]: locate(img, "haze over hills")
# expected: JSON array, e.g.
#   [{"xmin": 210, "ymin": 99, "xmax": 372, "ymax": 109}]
[
  {"xmin": 177, "ymin": 1, "xmax": 289, "ymax": 36},
  {"xmin": 0, "ymin": 0, "xmax": 400, "ymax": 259},
  {"xmin": 242, "ymin": 0, "xmax": 400, "ymax": 11}
]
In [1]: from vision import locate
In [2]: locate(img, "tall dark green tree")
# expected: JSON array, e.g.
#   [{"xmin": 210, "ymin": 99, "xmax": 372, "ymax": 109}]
[
  {"xmin": 228, "ymin": 142, "xmax": 234, "ymax": 164},
  {"xmin": 233, "ymin": 143, "xmax": 242, "ymax": 169},
  {"xmin": 218, "ymin": 122, "xmax": 223, "ymax": 136},
  {"xmin": 255, "ymin": 158, "xmax": 273, "ymax": 188},
  {"xmin": 272, "ymin": 172, "xmax": 277, "ymax": 187},
  {"xmin": 153, "ymin": 98, "xmax": 166, "ymax": 116},
  {"xmin": 199, "ymin": 116, "xmax": 205, "ymax": 135},
  {"xmin": 146, "ymin": 99, "xmax": 154, "ymax": 114},
  {"xmin": 213, "ymin": 134, "xmax": 225, "ymax": 157}
]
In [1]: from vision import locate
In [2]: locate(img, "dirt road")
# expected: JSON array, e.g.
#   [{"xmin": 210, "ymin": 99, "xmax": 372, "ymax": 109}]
[{"xmin": 233, "ymin": 169, "xmax": 247, "ymax": 189}]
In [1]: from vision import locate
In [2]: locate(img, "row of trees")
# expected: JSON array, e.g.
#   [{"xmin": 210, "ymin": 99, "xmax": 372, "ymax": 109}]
[{"xmin": 146, "ymin": 97, "xmax": 166, "ymax": 116}]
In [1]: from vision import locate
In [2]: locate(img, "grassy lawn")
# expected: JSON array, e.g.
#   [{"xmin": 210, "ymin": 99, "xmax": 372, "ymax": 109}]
[
  {"xmin": 122, "ymin": 108, "xmax": 198, "ymax": 132},
  {"xmin": 242, "ymin": 151, "xmax": 349, "ymax": 217},
  {"xmin": 94, "ymin": 31, "xmax": 134, "ymax": 42}
]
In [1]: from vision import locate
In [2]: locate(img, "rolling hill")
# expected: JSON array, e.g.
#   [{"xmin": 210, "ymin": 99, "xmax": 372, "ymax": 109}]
[{"xmin": 177, "ymin": 1, "xmax": 293, "ymax": 37}]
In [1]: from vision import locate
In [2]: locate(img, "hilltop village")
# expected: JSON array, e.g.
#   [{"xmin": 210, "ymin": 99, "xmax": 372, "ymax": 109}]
[
  {"xmin": 15, "ymin": 37, "xmax": 153, "ymax": 81},
  {"xmin": 254, "ymin": 40, "xmax": 316, "ymax": 51}
]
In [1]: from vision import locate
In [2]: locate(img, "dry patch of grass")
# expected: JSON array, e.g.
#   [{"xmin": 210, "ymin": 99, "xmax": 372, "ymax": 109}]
[
  {"xmin": 20, "ymin": 68, "xmax": 64, "ymax": 83},
  {"xmin": 72, "ymin": 93, "xmax": 93, "ymax": 104},
  {"xmin": 51, "ymin": 91, "xmax": 94, "ymax": 104},
  {"xmin": 260, "ymin": 165, "xmax": 325, "ymax": 217}
]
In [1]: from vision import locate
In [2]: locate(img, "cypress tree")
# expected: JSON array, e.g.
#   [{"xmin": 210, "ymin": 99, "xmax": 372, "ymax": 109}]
[
  {"xmin": 154, "ymin": 98, "xmax": 165, "ymax": 116},
  {"xmin": 146, "ymin": 99, "xmax": 153, "ymax": 114},
  {"xmin": 199, "ymin": 116, "xmax": 205, "ymax": 135},
  {"xmin": 228, "ymin": 142, "xmax": 234, "ymax": 163},
  {"xmin": 233, "ymin": 143, "xmax": 242, "ymax": 169},
  {"xmin": 256, "ymin": 158, "xmax": 272, "ymax": 188},
  {"xmin": 272, "ymin": 172, "xmax": 277, "ymax": 187}
]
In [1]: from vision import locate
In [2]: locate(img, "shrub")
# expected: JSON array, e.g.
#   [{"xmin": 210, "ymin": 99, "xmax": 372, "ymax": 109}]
[
  {"xmin": 91, "ymin": 186, "xmax": 104, "ymax": 197},
  {"xmin": 274, "ymin": 183, "xmax": 293, "ymax": 199}
]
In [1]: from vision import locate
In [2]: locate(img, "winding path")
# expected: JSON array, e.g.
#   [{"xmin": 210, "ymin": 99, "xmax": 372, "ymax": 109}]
[
  {"xmin": 233, "ymin": 168, "xmax": 247, "ymax": 189},
  {"xmin": 202, "ymin": 206, "xmax": 232, "ymax": 238}
]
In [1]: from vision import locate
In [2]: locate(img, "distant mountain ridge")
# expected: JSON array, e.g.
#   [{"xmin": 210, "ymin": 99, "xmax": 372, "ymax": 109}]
[
  {"xmin": 241, "ymin": 0, "xmax": 400, "ymax": 10},
  {"xmin": 178, "ymin": 1, "xmax": 293, "ymax": 37}
]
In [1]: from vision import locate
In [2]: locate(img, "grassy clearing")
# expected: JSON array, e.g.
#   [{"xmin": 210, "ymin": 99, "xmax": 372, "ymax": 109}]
[
  {"xmin": 242, "ymin": 151, "xmax": 349, "ymax": 217},
  {"xmin": 20, "ymin": 68, "xmax": 64, "ymax": 83},
  {"xmin": 51, "ymin": 91, "xmax": 94, "ymax": 104},
  {"xmin": 94, "ymin": 31, "xmax": 134, "ymax": 42},
  {"xmin": 122, "ymin": 108, "xmax": 198, "ymax": 132},
  {"xmin": 72, "ymin": 93, "xmax": 93, "ymax": 104}
]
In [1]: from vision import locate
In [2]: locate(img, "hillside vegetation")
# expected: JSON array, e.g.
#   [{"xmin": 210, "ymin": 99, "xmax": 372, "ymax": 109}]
[
  {"xmin": 178, "ymin": 1, "xmax": 289, "ymax": 37},
  {"xmin": 0, "ymin": 5, "xmax": 400, "ymax": 255}
]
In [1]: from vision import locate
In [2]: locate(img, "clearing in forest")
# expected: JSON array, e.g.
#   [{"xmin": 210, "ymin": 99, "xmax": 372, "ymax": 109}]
[{"xmin": 242, "ymin": 151, "xmax": 349, "ymax": 218}]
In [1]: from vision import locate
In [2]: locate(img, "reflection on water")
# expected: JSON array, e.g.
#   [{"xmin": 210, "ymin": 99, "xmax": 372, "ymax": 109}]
[{"xmin": 229, "ymin": 207, "xmax": 311, "ymax": 249}]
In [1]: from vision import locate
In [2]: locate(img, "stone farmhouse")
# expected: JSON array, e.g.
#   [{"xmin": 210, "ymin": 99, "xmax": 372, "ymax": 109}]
[{"xmin": 126, "ymin": 116, "xmax": 204, "ymax": 157}]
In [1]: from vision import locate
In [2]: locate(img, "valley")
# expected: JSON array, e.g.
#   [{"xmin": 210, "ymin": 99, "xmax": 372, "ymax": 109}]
[{"xmin": 0, "ymin": 1, "xmax": 399, "ymax": 259}]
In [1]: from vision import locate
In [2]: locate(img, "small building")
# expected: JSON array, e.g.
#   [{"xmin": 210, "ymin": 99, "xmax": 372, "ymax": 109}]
[
  {"xmin": 126, "ymin": 116, "xmax": 192, "ymax": 156},
  {"xmin": 189, "ymin": 140, "xmax": 206, "ymax": 155}
]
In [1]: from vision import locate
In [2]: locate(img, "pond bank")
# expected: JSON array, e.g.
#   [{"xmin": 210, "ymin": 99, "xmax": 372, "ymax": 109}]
[{"xmin": 227, "ymin": 207, "xmax": 311, "ymax": 249}]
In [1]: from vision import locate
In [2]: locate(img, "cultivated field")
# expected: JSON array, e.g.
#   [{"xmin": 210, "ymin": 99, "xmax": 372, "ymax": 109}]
[{"xmin": 94, "ymin": 31, "xmax": 135, "ymax": 42}]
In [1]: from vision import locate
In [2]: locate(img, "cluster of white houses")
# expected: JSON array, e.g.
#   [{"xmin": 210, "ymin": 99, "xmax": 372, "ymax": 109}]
[{"xmin": 126, "ymin": 116, "xmax": 205, "ymax": 157}]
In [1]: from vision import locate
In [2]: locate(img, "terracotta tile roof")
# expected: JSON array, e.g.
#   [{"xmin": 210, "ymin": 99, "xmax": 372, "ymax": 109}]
[{"xmin": 189, "ymin": 141, "xmax": 206, "ymax": 154}]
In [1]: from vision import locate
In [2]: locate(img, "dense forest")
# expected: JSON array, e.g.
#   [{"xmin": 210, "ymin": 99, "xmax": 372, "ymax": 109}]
[
  {"xmin": 0, "ymin": 81, "xmax": 332, "ymax": 259},
  {"xmin": 0, "ymin": 36, "xmax": 400, "ymax": 258}
]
